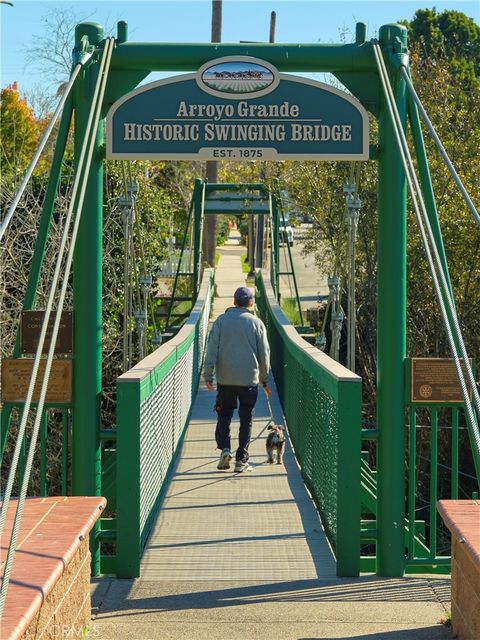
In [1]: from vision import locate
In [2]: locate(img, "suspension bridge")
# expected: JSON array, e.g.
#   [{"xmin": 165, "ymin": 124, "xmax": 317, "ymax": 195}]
[{"xmin": 1, "ymin": 18, "xmax": 479, "ymax": 640}]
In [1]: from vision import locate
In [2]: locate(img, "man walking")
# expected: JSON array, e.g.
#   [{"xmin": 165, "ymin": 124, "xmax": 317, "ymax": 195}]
[{"xmin": 204, "ymin": 286, "xmax": 271, "ymax": 472}]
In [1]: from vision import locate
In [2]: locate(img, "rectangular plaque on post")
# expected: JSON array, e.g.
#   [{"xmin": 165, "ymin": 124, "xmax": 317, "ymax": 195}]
[
  {"xmin": 1, "ymin": 359, "xmax": 72, "ymax": 404},
  {"xmin": 410, "ymin": 358, "xmax": 473, "ymax": 404},
  {"xmin": 21, "ymin": 310, "xmax": 73, "ymax": 354}
]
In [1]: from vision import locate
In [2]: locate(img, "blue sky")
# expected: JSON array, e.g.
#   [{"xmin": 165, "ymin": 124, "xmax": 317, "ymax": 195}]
[{"xmin": 1, "ymin": 0, "xmax": 478, "ymax": 97}]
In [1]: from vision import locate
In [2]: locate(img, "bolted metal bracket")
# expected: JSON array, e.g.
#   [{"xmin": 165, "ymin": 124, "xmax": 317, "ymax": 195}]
[
  {"xmin": 316, "ymin": 334, "xmax": 327, "ymax": 351},
  {"xmin": 343, "ymin": 180, "xmax": 355, "ymax": 195},
  {"xmin": 134, "ymin": 308, "xmax": 147, "ymax": 321},
  {"xmin": 139, "ymin": 273, "xmax": 153, "ymax": 296},
  {"xmin": 345, "ymin": 195, "xmax": 361, "ymax": 232},
  {"xmin": 151, "ymin": 332, "xmax": 163, "ymax": 348},
  {"xmin": 328, "ymin": 275, "xmax": 340, "ymax": 297},
  {"xmin": 119, "ymin": 179, "xmax": 139, "ymax": 211},
  {"xmin": 331, "ymin": 309, "xmax": 345, "ymax": 330}
]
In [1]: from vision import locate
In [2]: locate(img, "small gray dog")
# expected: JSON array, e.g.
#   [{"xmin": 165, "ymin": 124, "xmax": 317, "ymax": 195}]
[{"xmin": 266, "ymin": 424, "xmax": 286, "ymax": 464}]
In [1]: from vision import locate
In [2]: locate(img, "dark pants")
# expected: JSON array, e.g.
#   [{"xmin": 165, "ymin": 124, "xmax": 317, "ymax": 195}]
[{"xmin": 215, "ymin": 384, "xmax": 258, "ymax": 462}]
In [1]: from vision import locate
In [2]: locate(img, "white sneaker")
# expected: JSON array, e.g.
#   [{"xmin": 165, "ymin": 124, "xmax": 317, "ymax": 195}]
[
  {"xmin": 234, "ymin": 461, "xmax": 253, "ymax": 473},
  {"xmin": 217, "ymin": 449, "xmax": 232, "ymax": 470}
]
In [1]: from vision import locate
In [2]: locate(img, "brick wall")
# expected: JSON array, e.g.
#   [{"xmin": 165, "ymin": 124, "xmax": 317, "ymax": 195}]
[
  {"xmin": 451, "ymin": 536, "xmax": 480, "ymax": 640},
  {"xmin": 438, "ymin": 499, "xmax": 480, "ymax": 640},
  {"xmin": 24, "ymin": 539, "xmax": 92, "ymax": 640}
]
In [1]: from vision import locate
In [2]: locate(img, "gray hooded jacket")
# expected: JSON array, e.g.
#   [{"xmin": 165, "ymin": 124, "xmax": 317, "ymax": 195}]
[{"xmin": 203, "ymin": 306, "xmax": 270, "ymax": 386}]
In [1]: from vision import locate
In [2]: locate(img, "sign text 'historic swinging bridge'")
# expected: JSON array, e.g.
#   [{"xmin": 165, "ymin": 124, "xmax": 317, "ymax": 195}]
[{"xmin": 107, "ymin": 57, "xmax": 369, "ymax": 161}]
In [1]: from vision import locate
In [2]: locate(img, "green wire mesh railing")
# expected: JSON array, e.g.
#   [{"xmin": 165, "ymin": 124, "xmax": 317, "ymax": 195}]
[
  {"xmin": 116, "ymin": 269, "xmax": 214, "ymax": 578},
  {"xmin": 256, "ymin": 271, "xmax": 362, "ymax": 576}
]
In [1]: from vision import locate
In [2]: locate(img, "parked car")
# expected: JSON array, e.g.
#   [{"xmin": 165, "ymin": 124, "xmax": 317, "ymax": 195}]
[
  {"xmin": 279, "ymin": 222, "xmax": 294, "ymax": 246},
  {"xmin": 301, "ymin": 214, "xmax": 314, "ymax": 224}
]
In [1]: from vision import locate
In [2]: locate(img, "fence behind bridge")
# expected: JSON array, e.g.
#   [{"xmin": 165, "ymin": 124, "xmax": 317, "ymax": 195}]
[
  {"xmin": 256, "ymin": 271, "xmax": 362, "ymax": 576},
  {"xmin": 116, "ymin": 269, "xmax": 214, "ymax": 577}
]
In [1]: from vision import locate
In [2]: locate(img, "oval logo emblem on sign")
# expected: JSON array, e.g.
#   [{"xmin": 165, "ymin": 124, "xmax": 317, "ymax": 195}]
[{"xmin": 197, "ymin": 56, "xmax": 279, "ymax": 99}]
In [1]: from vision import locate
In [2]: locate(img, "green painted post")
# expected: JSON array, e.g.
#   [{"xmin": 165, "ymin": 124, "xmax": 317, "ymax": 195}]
[
  {"xmin": 376, "ymin": 24, "xmax": 408, "ymax": 577},
  {"xmin": 272, "ymin": 195, "xmax": 280, "ymax": 296},
  {"xmin": 62, "ymin": 410, "xmax": 69, "ymax": 494},
  {"xmin": 408, "ymin": 407, "xmax": 417, "ymax": 559},
  {"xmin": 407, "ymin": 97, "xmax": 453, "ymax": 295},
  {"xmin": 1, "ymin": 405, "xmax": 13, "ymax": 461},
  {"xmin": 40, "ymin": 411, "xmax": 48, "ymax": 496},
  {"xmin": 72, "ymin": 22, "xmax": 105, "ymax": 576},
  {"xmin": 116, "ymin": 379, "xmax": 141, "ymax": 577},
  {"xmin": 407, "ymin": 95, "xmax": 459, "ymax": 351},
  {"xmin": 451, "ymin": 408, "xmax": 459, "ymax": 499},
  {"xmin": 429, "ymin": 408, "xmax": 439, "ymax": 559},
  {"xmin": 336, "ymin": 378, "xmax": 362, "ymax": 576},
  {"xmin": 193, "ymin": 179, "xmax": 204, "ymax": 296}
]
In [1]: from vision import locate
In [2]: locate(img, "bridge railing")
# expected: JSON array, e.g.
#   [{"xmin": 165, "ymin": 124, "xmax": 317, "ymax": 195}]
[
  {"xmin": 116, "ymin": 269, "xmax": 214, "ymax": 577},
  {"xmin": 256, "ymin": 270, "xmax": 362, "ymax": 576}
]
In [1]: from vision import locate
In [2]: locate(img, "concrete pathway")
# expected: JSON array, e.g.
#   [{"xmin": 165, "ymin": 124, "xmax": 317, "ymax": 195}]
[
  {"xmin": 91, "ymin": 233, "xmax": 452, "ymax": 639},
  {"xmin": 279, "ymin": 226, "xmax": 329, "ymax": 310},
  {"xmin": 212, "ymin": 229, "xmax": 247, "ymax": 317}
]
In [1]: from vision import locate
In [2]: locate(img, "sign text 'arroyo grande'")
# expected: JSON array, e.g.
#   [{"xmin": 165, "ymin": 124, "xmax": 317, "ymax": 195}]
[{"xmin": 107, "ymin": 56, "xmax": 369, "ymax": 160}]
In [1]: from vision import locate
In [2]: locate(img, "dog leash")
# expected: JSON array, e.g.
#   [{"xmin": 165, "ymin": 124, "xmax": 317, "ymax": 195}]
[
  {"xmin": 248, "ymin": 386, "xmax": 275, "ymax": 447},
  {"xmin": 264, "ymin": 387, "xmax": 275, "ymax": 427}
]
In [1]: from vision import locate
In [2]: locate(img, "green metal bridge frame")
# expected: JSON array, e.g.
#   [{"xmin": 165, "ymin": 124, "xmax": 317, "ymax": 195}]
[{"xmin": 3, "ymin": 19, "xmax": 466, "ymax": 579}]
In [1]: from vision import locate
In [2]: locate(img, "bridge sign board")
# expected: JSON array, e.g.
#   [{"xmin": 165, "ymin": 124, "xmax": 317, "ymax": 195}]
[{"xmin": 106, "ymin": 57, "xmax": 369, "ymax": 161}]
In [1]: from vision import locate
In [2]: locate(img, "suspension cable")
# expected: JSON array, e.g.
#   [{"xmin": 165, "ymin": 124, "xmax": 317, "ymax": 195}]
[
  {"xmin": 374, "ymin": 43, "xmax": 480, "ymax": 421},
  {"xmin": 0, "ymin": 50, "xmax": 94, "ymax": 242},
  {"xmin": 129, "ymin": 161, "xmax": 158, "ymax": 337},
  {"xmin": 345, "ymin": 163, "xmax": 361, "ymax": 370},
  {"xmin": 120, "ymin": 161, "xmax": 136, "ymax": 369},
  {"xmin": 399, "ymin": 66, "xmax": 480, "ymax": 230},
  {"xmin": 318, "ymin": 166, "xmax": 360, "ymax": 362},
  {"xmin": 120, "ymin": 159, "xmax": 161, "ymax": 365},
  {"xmin": 372, "ymin": 42, "xmax": 480, "ymax": 476},
  {"xmin": 0, "ymin": 38, "xmax": 115, "ymax": 618}
]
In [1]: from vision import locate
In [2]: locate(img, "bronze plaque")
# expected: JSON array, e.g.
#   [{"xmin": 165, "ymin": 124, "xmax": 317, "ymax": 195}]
[
  {"xmin": 1, "ymin": 359, "xmax": 72, "ymax": 404},
  {"xmin": 411, "ymin": 358, "xmax": 473, "ymax": 403},
  {"xmin": 21, "ymin": 311, "xmax": 73, "ymax": 354}
]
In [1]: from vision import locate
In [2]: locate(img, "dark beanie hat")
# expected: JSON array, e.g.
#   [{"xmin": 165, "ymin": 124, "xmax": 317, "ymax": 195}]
[{"xmin": 234, "ymin": 286, "xmax": 254, "ymax": 306}]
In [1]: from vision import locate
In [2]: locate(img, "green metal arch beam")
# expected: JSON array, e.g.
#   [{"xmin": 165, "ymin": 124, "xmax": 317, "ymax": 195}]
[{"xmin": 109, "ymin": 41, "xmax": 376, "ymax": 73}]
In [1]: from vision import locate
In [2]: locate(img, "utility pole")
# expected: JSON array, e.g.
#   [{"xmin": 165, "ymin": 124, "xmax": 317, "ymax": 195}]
[
  {"xmin": 255, "ymin": 11, "xmax": 276, "ymax": 271},
  {"xmin": 203, "ymin": 0, "xmax": 222, "ymax": 267},
  {"xmin": 269, "ymin": 10, "xmax": 276, "ymax": 43}
]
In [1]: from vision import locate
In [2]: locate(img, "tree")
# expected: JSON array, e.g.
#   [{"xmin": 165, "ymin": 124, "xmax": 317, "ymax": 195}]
[
  {"xmin": 24, "ymin": 7, "xmax": 113, "ymax": 98},
  {"xmin": 406, "ymin": 8, "xmax": 480, "ymax": 87},
  {"xmin": 0, "ymin": 83, "xmax": 39, "ymax": 176}
]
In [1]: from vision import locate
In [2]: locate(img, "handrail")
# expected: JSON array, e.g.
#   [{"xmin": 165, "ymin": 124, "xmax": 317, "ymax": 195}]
[
  {"xmin": 119, "ymin": 268, "xmax": 213, "ymax": 385},
  {"xmin": 116, "ymin": 268, "xmax": 214, "ymax": 578},
  {"xmin": 260, "ymin": 271, "xmax": 360, "ymax": 384},
  {"xmin": 256, "ymin": 270, "xmax": 362, "ymax": 577}
]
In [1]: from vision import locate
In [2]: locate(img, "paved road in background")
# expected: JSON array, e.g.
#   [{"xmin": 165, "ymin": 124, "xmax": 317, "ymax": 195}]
[{"xmin": 278, "ymin": 225, "xmax": 329, "ymax": 311}]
